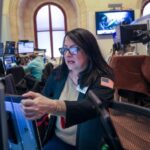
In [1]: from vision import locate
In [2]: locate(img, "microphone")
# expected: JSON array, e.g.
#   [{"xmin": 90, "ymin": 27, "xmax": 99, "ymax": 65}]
[
  {"xmin": 88, "ymin": 90, "xmax": 123, "ymax": 150},
  {"xmin": 88, "ymin": 90, "xmax": 109, "ymax": 117}
]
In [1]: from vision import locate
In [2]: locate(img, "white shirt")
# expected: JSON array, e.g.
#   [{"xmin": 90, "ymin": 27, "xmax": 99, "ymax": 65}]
[{"xmin": 55, "ymin": 76, "xmax": 79, "ymax": 146}]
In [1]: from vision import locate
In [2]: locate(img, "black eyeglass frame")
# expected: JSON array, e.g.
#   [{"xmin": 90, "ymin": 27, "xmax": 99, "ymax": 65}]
[{"xmin": 59, "ymin": 46, "xmax": 80, "ymax": 55}]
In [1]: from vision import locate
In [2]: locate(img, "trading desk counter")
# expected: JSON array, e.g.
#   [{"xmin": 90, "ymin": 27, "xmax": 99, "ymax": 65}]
[{"xmin": 110, "ymin": 55, "xmax": 150, "ymax": 97}]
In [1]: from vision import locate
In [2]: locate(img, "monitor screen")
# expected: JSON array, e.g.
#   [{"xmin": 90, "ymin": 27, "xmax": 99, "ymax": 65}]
[
  {"xmin": 3, "ymin": 55, "xmax": 16, "ymax": 70},
  {"xmin": 0, "ymin": 42, "xmax": 4, "ymax": 56},
  {"xmin": 5, "ymin": 41, "xmax": 16, "ymax": 55},
  {"xmin": 119, "ymin": 24, "xmax": 148, "ymax": 44},
  {"xmin": 5, "ymin": 95, "xmax": 42, "ymax": 150},
  {"xmin": 95, "ymin": 10, "xmax": 135, "ymax": 35},
  {"xmin": 18, "ymin": 41, "xmax": 34, "ymax": 54}
]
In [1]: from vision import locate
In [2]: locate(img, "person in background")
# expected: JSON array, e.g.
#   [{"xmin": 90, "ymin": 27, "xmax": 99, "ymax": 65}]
[
  {"xmin": 123, "ymin": 44, "xmax": 138, "ymax": 56},
  {"xmin": 21, "ymin": 28, "xmax": 114, "ymax": 150},
  {"xmin": 23, "ymin": 53, "xmax": 45, "ymax": 81}
]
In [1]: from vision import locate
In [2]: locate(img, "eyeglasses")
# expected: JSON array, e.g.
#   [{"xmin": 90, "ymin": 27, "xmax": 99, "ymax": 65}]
[{"xmin": 59, "ymin": 47, "xmax": 80, "ymax": 55}]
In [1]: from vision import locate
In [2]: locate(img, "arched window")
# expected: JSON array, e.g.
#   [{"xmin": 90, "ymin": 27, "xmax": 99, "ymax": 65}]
[
  {"xmin": 34, "ymin": 3, "xmax": 67, "ymax": 58},
  {"xmin": 142, "ymin": 2, "xmax": 150, "ymax": 16}
]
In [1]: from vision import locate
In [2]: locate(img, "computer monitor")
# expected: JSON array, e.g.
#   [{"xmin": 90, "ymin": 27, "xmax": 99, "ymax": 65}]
[
  {"xmin": 115, "ymin": 24, "xmax": 148, "ymax": 44},
  {"xmin": 18, "ymin": 41, "xmax": 34, "ymax": 54},
  {"xmin": 5, "ymin": 41, "xmax": 16, "ymax": 55},
  {"xmin": 0, "ymin": 42, "xmax": 4, "ymax": 56},
  {"xmin": 4, "ymin": 95, "xmax": 42, "ymax": 150},
  {"xmin": 0, "ymin": 0, "xmax": 9, "ymax": 149},
  {"xmin": 3, "ymin": 55, "xmax": 16, "ymax": 70},
  {"xmin": 0, "ymin": 82, "xmax": 9, "ymax": 150}
]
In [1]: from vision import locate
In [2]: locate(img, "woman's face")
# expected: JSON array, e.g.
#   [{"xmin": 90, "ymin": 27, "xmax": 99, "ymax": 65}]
[{"xmin": 63, "ymin": 36, "xmax": 89, "ymax": 73}]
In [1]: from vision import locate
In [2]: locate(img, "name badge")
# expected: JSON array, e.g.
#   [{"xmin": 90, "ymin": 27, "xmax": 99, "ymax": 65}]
[{"xmin": 76, "ymin": 85, "xmax": 88, "ymax": 94}]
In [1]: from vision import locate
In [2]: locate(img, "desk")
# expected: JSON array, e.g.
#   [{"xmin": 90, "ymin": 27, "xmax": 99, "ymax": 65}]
[{"xmin": 110, "ymin": 55, "xmax": 150, "ymax": 97}]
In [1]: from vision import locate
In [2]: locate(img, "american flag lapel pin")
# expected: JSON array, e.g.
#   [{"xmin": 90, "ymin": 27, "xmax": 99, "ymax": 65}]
[{"xmin": 101, "ymin": 77, "xmax": 114, "ymax": 89}]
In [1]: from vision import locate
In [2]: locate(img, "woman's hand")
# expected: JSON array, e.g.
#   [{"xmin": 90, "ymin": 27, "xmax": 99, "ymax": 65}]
[{"xmin": 20, "ymin": 91, "xmax": 57, "ymax": 120}]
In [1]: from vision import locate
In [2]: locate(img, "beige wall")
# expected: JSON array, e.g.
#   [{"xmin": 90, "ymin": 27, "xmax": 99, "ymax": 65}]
[{"xmin": 1, "ymin": 0, "xmax": 144, "ymax": 58}]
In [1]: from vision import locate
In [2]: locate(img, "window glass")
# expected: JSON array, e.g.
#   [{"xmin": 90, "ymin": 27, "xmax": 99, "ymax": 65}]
[
  {"xmin": 37, "ymin": 32, "xmax": 51, "ymax": 57},
  {"xmin": 52, "ymin": 31, "xmax": 65, "ymax": 57},
  {"xmin": 51, "ymin": 5, "xmax": 65, "ymax": 30},
  {"xmin": 36, "ymin": 5, "xmax": 50, "ymax": 31},
  {"xmin": 143, "ymin": 2, "xmax": 150, "ymax": 16},
  {"xmin": 35, "ymin": 4, "xmax": 66, "ymax": 58}
]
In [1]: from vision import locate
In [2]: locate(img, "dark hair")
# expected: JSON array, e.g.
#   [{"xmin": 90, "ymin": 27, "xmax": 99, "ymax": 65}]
[{"xmin": 58, "ymin": 28, "xmax": 114, "ymax": 87}]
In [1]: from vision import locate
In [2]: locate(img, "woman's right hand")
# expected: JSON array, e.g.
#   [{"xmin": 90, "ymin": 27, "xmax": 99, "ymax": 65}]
[{"xmin": 20, "ymin": 91, "xmax": 57, "ymax": 120}]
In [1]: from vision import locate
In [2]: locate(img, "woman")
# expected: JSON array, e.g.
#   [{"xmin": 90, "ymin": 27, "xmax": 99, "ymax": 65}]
[{"xmin": 21, "ymin": 28, "xmax": 114, "ymax": 150}]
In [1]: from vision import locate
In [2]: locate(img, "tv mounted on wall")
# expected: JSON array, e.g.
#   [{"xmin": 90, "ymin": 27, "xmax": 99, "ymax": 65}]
[{"xmin": 95, "ymin": 10, "xmax": 135, "ymax": 35}]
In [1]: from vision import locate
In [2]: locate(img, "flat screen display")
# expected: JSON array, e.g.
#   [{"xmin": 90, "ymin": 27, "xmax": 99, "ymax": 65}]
[
  {"xmin": 5, "ymin": 41, "xmax": 15, "ymax": 55},
  {"xmin": 3, "ymin": 55, "xmax": 16, "ymax": 70},
  {"xmin": 95, "ymin": 10, "xmax": 135, "ymax": 35},
  {"xmin": 119, "ymin": 24, "xmax": 148, "ymax": 44},
  {"xmin": 18, "ymin": 41, "xmax": 34, "ymax": 54},
  {"xmin": 0, "ymin": 42, "xmax": 4, "ymax": 56},
  {"xmin": 5, "ymin": 95, "xmax": 42, "ymax": 150}
]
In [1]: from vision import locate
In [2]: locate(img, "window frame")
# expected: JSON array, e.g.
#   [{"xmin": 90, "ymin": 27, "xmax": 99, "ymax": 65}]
[
  {"xmin": 33, "ymin": 2, "xmax": 67, "ymax": 58},
  {"xmin": 141, "ymin": 1, "xmax": 150, "ymax": 16}
]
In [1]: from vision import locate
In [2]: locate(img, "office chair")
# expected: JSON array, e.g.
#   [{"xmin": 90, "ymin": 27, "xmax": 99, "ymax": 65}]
[
  {"xmin": 23, "ymin": 74, "xmax": 42, "ymax": 92},
  {"xmin": 6, "ymin": 67, "xmax": 42, "ymax": 94},
  {"xmin": 41, "ymin": 62, "xmax": 54, "ymax": 86},
  {"xmin": 109, "ymin": 101, "xmax": 150, "ymax": 150},
  {"xmin": 6, "ymin": 66, "xmax": 25, "ymax": 85},
  {"xmin": 1, "ymin": 74, "xmax": 18, "ymax": 94},
  {"xmin": 88, "ymin": 90, "xmax": 150, "ymax": 150}
]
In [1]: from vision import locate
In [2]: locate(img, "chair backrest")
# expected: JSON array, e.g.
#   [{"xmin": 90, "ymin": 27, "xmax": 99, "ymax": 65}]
[
  {"xmin": 2, "ymin": 74, "xmax": 17, "ymax": 94},
  {"xmin": 41, "ymin": 62, "xmax": 54, "ymax": 84},
  {"xmin": 6, "ymin": 66, "xmax": 25, "ymax": 84},
  {"xmin": 24, "ymin": 74, "xmax": 43, "ymax": 92},
  {"xmin": 0, "ymin": 58, "xmax": 5, "ymax": 77},
  {"xmin": 109, "ymin": 101, "xmax": 150, "ymax": 150}
]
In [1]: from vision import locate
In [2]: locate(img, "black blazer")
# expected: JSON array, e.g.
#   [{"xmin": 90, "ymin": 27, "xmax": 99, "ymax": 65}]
[{"xmin": 42, "ymin": 69, "xmax": 114, "ymax": 150}]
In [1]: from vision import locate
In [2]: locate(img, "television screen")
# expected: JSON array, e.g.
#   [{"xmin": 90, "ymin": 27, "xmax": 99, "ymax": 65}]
[
  {"xmin": 95, "ymin": 10, "xmax": 135, "ymax": 35},
  {"xmin": 5, "ymin": 41, "xmax": 16, "ymax": 55},
  {"xmin": 18, "ymin": 41, "xmax": 34, "ymax": 54}
]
